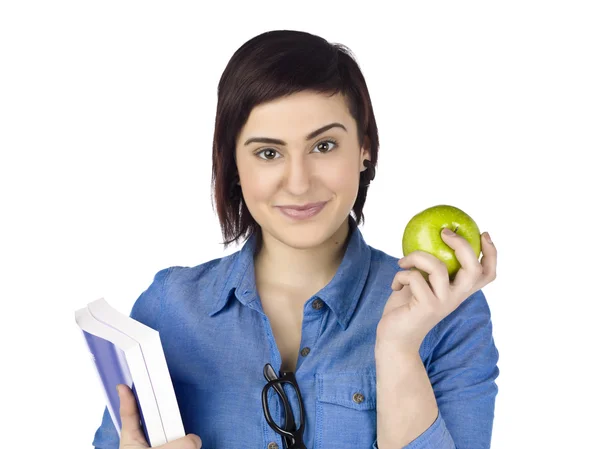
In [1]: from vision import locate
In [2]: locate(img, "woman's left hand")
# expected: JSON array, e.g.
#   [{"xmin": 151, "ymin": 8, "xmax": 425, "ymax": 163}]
[{"xmin": 376, "ymin": 229, "xmax": 497, "ymax": 354}]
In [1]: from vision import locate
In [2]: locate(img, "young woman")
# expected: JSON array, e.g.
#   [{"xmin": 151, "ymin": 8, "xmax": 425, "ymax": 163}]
[{"xmin": 92, "ymin": 30, "xmax": 499, "ymax": 449}]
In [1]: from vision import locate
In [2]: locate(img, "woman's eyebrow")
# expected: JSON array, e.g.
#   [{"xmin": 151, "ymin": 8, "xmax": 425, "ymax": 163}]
[{"xmin": 244, "ymin": 122, "xmax": 347, "ymax": 146}]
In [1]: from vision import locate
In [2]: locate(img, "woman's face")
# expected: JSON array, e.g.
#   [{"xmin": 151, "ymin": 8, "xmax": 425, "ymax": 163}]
[{"xmin": 234, "ymin": 90, "xmax": 370, "ymax": 249}]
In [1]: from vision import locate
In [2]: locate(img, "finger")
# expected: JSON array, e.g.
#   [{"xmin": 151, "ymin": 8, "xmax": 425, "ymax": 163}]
[
  {"xmin": 392, "ymin": 269, "xmax": 440, "ymax": 314},
  {"xmin": 117, "ymin": 384, "xmax": 149, "ymax": 446},
  {"xmin": 480, "ymin": 232, "xmax": 497, "ymax": 282},
  {"xmin": 398, "ymin": 252, "xmax": 450, "ymax": 302},
  {"xmin": 184, "ymin": 434, "xmax": 203, "ymax": 448},
  {"xmin": 382, "ymin": 284, "xmax": 412, "ymax": 316},
  {"xmin": 173, "ymin": 434, "xmax": 203, "ymax": 448},
  {"xmin": 440, "ymin": 228, "xmax": 483, "ymax": 292},
  {"xmin": 456, "ymin": 232, "xmax": 498, "ymax": 297},
  {"xmin": 390, "ymin": 270, "xmax": 406, "ymax": 291}
]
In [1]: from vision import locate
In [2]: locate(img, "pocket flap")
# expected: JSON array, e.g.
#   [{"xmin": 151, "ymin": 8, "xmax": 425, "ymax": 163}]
[{"xmin": 316, "ymin": 372, "xmax": 377, "ymax": 411}]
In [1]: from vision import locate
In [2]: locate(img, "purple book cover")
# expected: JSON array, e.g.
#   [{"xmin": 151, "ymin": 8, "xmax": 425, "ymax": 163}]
[{"xmin": 82, "ymin": 329, "xmax": 151, "ymax": 444}]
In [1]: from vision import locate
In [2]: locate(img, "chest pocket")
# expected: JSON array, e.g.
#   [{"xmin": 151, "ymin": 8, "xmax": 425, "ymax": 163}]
[{"xmin": 314, "ymin": 372, "xmax": 377, "ymax": 449}]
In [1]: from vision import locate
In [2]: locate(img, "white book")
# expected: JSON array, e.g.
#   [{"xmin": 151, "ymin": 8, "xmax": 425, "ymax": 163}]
[{"xmin": 75, "ymin": 298, "xmax": 185, "ymax": 447}]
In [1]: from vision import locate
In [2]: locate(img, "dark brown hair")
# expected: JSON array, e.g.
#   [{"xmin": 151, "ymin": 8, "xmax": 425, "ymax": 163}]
[{"xmin": 211, "ymin": 30, "xmax": 380, "ymax": 249}]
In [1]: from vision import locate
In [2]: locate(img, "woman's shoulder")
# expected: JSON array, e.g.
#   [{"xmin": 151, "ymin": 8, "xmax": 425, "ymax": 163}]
[
  {"xmin": 365, "ymin": 243, "xmax": 403, "ymax": 281},
  {"xmin": 160, "ymin": 250, "xmax": 241, "ymax": 289},
  {"xmin": 133, "ymin": 250, "xmax": 243, "ymax": 322}
]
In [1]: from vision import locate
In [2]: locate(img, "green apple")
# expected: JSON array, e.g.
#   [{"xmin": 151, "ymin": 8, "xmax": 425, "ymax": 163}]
[{"xmin": 402, "ymin": 205, "xmax": 481, "ymax": 281}]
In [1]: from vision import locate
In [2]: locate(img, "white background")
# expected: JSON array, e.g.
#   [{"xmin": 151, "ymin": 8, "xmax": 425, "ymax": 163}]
[{"xmin": 1, "ymin": 1, "xmax": 598, "ymax": 448}]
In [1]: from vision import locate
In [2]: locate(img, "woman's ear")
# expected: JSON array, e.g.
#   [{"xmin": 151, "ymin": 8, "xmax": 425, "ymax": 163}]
[{"xmin": 360, "ymin": 135, "xmax": 372, "ymax": 171}]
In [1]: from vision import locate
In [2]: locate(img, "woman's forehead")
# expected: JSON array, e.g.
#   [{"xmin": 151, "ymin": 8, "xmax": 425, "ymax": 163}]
[{"xmin": 239, "ymin": 93, "xmax": 353, "ymax": 141}]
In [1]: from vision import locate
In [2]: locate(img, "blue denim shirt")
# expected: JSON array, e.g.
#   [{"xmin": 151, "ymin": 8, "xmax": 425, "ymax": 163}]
[{"xmin": 91, "ymin": 216, "xmax": 499, "ymax": 449}]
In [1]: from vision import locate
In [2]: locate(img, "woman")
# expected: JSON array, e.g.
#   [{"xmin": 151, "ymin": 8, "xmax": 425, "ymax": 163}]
[{"xmin": 92, "ymin": 30, "xmax": 499, "ymax": 449}]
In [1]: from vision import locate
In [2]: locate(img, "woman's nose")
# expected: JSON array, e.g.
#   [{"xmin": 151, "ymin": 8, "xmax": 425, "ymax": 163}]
[{"xmin": 283, "ymin": 156, "xmax": 311, "ymax": 194}]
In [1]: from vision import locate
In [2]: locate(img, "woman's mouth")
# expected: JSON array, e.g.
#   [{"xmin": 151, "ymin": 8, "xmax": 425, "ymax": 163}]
[{"xmin": 276, "ymin": 201, "xmax": 328, "ymax": 220}]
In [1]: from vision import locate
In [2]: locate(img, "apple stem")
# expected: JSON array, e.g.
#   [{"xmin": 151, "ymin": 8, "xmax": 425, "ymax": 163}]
[{"xmin": 454, "ymin": 225, "xmax": 459, "ymax": 233}]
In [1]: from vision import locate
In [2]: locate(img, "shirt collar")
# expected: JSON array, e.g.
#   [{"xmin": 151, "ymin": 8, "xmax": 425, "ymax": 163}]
[{"xmin": 209, "ymin": 215, "xmax": 372, "ymax": 330}]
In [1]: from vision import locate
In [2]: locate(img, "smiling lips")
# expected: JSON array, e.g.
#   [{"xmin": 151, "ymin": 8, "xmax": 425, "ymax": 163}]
[{"xmin": 276, "ymin": 201, "xmax": 328, "ymax": 220}]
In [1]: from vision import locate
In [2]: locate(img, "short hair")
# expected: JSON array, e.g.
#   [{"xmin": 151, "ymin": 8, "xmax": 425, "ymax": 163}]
[{"xmin": 211, "ymin": 30, "xmax": 380, "ymax": 249}]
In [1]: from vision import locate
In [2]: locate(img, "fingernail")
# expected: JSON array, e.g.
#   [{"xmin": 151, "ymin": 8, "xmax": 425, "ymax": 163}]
[
  {"xmin": 485, "ymin": 232, "xmax": 493, "ymax": 244},
  {"xmin": 442, "ymin": 228, "xmax": 455, "ymax": 236}
]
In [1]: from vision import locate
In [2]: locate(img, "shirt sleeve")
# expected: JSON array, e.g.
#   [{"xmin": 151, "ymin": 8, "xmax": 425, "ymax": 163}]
[
  {"xmin": 90, "ymin": 267, "xmax": 171, "ymax": 449},
  {"xmin": 372, "ymin": 289, "xmax": 500, "ymax": 449}
]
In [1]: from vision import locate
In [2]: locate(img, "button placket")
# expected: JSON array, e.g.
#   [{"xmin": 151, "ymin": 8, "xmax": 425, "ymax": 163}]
[{"xmin": 295, "ymin": 297, "xmax": 326, "ymax": 371}]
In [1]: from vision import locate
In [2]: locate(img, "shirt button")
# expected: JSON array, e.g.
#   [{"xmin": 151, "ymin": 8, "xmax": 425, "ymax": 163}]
[
  {"xmin": 312, "ymin": 298, "xmax": 324, "ymax": 310},
  {"xmin": 353, "ymin": 392, "xmax": 365, "ymax": 404},
  {"xmin": 300, "ymin": 347, "xmax": 311, "ymax": 357},
  {"xmin": 268, "ymin": 443, "xmax": 279, "ymax": 449}
]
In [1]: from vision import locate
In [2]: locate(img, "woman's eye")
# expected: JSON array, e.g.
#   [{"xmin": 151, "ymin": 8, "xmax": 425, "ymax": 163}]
[
  {"xmin": 255, "ymin": 148, "xmax": 281, "ymax": 160},
  {"xmin": 311, "ymin": 139, "xmax": 337, "ymax": 153}
]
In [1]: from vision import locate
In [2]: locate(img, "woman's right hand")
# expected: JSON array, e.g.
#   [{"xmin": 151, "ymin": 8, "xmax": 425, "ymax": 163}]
[{"xmin": 117, "ymin": 384, "xmax": 202, "ymax": 449}]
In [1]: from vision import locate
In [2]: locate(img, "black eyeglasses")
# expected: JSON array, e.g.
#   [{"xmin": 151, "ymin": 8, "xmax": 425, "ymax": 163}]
[{"xmin": 261, "ymin": 363, "xmax": 306, "ymax": 449}]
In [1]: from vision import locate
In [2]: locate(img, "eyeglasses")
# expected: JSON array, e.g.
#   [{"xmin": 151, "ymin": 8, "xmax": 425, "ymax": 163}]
[{"xmin": 262, "ymin": 363, "xmax": 307, "ymax": 449}]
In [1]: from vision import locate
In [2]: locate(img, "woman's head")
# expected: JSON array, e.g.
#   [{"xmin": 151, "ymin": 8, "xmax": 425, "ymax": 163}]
[{"xmin": 212, "ymin": 30, "xmax": 379, "ymax": 249}]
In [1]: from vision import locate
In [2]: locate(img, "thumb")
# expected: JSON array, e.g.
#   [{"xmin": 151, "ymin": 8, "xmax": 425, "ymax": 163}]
[
  {"xmin": 178, "ymin": 434, "xmax": 203, "ymax": 448},
  {"xmin": 117, "ymin": 384, "xmax": 149, "ymax": 447}
]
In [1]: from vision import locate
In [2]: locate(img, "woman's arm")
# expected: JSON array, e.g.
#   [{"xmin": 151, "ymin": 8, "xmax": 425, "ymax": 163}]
[
  {"xmin": 374, "ymin": 289, "xmax": 500, "ymax": 449},
  {"xmin": 375, "ymin": 347, "xmax": 444, "ymax": 448}
]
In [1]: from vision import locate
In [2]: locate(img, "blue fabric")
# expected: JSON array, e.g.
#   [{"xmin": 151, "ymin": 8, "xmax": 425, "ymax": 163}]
[{"xmin": 91, "ymin": 216, "xmax": 499, "ymax": 449}]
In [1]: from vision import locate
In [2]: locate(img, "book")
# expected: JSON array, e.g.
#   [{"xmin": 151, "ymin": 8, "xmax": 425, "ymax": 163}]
[{"xmin": 75, "ymin": 298, "xmax": 186, "ymax": 447}]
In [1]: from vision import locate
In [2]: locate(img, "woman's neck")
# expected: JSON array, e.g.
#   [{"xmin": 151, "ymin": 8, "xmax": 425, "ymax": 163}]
[{"xmin": 254, "ymin": 218, "xmax": 351, "ymax": 293}]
